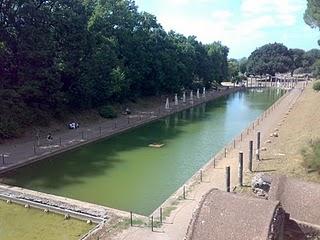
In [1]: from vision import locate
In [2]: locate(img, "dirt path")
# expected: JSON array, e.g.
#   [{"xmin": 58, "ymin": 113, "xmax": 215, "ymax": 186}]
[{"xmin": 95, "ymin": 83, "xmax": 306, "ymax": 240}]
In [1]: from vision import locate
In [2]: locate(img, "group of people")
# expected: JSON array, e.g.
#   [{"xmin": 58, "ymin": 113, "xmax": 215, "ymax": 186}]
[{"xmin": 46, "ymin": 121, "xmax": 80, "ymax": 142}]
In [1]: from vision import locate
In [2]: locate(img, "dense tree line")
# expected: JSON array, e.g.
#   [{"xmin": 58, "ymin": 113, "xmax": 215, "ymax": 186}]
[
  {"xmin": 245, "ymin": 43, "xmax": 320, "ymax": 76},
  {"xmin": 0, "ymin": 0, "xmax": 229, "ymax": 139}
]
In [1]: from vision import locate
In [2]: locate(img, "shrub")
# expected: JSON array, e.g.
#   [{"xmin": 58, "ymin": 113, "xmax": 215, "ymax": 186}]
[
  {"xmin": 301, "ymin": 139, "xmax": 320, "ymax": 174},
  {"xmin": 313, "ymin": 81, "xmax": 320, "ymax": 91},
  {"xmin": 99, "ymin": 105, "xmax": 117, "ymax": 119}
]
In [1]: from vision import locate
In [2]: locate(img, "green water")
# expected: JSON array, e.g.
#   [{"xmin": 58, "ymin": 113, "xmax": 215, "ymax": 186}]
[
  {"xmin": 3, "ymin": 89, "xmax": 283, "ymax": 216},
  {"xmin": 0, "ymin": 200, "xmax": 93, "ymax": 240}
]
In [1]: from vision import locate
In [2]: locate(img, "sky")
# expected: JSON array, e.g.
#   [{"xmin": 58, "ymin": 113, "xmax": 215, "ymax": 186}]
[{"xmin": 134, "ymin": 0, "xmax": 320, "ymax": 59}]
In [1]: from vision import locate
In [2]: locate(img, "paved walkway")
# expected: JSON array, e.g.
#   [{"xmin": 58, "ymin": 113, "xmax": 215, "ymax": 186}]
[
  {"xmin": 105, "ymin": 83, "xmax": 305, "ymax": 240},
  {"xmin": 0, "ymin": 87, "xmax": 242, "ymax": 174}
]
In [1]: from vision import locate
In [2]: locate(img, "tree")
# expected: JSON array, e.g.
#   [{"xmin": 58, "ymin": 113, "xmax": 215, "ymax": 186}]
[
  {"xmin": 289, "ymin": 48, "xmax": 305, "ymax": 71},
  {"xmin": 304, "ymin": 0, "xmax": 320, "ymax": 45},
  {"xmin": 228, "ymin": 59, "xmax": 239, "ymax": 82},
  {"xmin": 302, "ymin": 49, "xmax": 320, "ymax": 68},
  {"xmin": 312, "ymin": 59, "xmax": 320, "ymax": 77},
  {"xmin": 239, "ymin": 57, "xmax": 248, "ymax": 74},
  {"xmin": 304, "ymin": 0, "xmax": 320, "ymax": 29},
  {"xmin": 247, "ymin": 43, "xmax": 293, "ymax": 76},
  {"xmin": 0, "ymin": 0, "xmax": 231, "ymax": 139}
]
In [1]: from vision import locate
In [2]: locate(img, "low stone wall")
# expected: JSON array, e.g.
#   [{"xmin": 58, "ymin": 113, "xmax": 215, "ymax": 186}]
[{"xmin": 0, "ymin": 184, "xmax": 146, "ymax": 223}]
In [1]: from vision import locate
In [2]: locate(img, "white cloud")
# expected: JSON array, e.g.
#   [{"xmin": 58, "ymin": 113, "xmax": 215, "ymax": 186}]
[
  {"xmin": 138, "ymin": 0, "xmax": 316, "ymax": 58},
  {"xmin": 241, "ymin": 0, "xmax": 305, "ymax": 26}
]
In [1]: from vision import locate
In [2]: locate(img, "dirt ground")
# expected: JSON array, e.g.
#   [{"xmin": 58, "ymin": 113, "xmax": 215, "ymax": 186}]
[{"xmin": 252, "ymin": 83, "xmax": 320, "ymax": 183}]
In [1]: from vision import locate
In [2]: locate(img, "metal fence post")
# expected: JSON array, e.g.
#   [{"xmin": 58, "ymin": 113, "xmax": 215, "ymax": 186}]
[
  {"xmin": 226, "ymin": 166, "xmax": 231, "ymax": 192},
  {"xmin": 239, "ymin": 152, "xmax": 244, "ymax": 187},
  {"xmin": 160, "ymin": 208, "xmax": 163, "ymax": 224},
  {"xmin": 249, "ymin": 140, "xmax": 253, "ymax": 172},
  {"xmin": 151, "ymin": 216, "xmax": 154, "ymax": 232},
  {"xmin": 257, "ymin": 132, "xmax": 261, "ymax": 150}
]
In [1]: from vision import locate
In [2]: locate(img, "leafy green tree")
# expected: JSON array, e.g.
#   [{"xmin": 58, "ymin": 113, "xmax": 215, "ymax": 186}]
[
  {"xmin": 206, "ymin": 42, "xmax": 229, "ymax": 82},
  {"xmin": 0, "ymin": 0, "xmax": 231, "ymax": 139},
  {"xmin": 247, "ymin": 43, "xmax": 293, "ymax": 76},
  {"xmin": 228, "ymin": 59, "xmax": 239, "ymax": 82},
  {"xmin": 302, "ymin": 49, "xmax": 320, "ymax": 68},
  {"xmin": 239, "ymin": 57, "xmax": 248, "ymax": 74},
  {"xmin": 289, "ymin": 48, "xmax": 305, "ymax": 71},
  {"xmin": 312, "ymin": 59, "xmax": 320, "ymax": 77},
  {"xmin": 304, "ymin": 0, "xmax": 320, "ymax": 45},
  {"xmin": 304, "ymin": 0, "xmax": 320, "ymax": 29}
]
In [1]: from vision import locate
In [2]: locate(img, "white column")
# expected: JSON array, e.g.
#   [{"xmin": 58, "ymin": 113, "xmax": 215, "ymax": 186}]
[
  {"xmin": 165, "ymin": 98, "xmax": 170, "ymax": 109},
  {"xmin": 174, "ymin": 94, "xmax": 178, "ymax": 106}
]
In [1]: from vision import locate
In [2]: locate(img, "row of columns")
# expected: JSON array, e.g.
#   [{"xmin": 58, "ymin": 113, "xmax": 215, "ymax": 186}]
[
  {"xmin": 165, "ymin": 87, "xmax": 206, "ymax": 110},
  {"xmin": 246, "ymin": 76, "xmax": 303, "ymax": 89}
]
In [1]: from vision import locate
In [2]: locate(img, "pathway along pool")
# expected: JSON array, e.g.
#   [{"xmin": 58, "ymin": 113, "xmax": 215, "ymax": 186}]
[{"xmin": 3, "ymin": 88, "xmax": 284, "ymax": 216}]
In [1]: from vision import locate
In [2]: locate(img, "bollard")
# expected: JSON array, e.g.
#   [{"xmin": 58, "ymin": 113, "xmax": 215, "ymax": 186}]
[
  {"xmin": 249, "ymin": 141, "xmax": 253, "ymax": 172},
  {"xmin": 257, "ymin": 132, "xmax": 261, "ymax": 150},
  {"xmin": 256, "ymin": 132, "xmax": 261, "ymax": 161},
  {"xmin": 130, "ymin": 211, "xmax": 133, "ymax": 226},
  {"xmin": 160, "ymin": 207, "xmax": 163, "ymax": 224},
  {"xmin": 33, "ymin": 143, "xmax": 36, "ymax": 155},
  {"xmin": 226, "ymin": 166, "xmax": 231, "ymax": 192},
  {"xmin": 239, "ymin": 152, "xmax": 244, "ymax": 187},
  {"xmin": 151, "ymin": 216, "xmax": 154, "ymax": 232}
]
